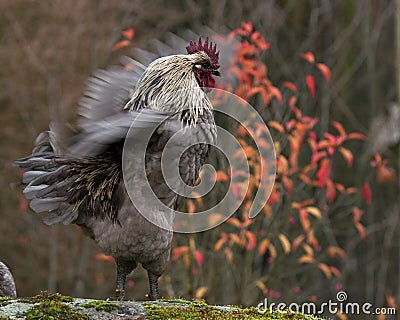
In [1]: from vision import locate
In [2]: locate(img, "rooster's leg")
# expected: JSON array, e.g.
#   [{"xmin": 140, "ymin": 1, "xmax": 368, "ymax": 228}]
[
  {"xmin": 115, "ymin": 258, "xmax": 136, "ymax": 300},
  {"xmin": 147, "ymin": 271, "xmax": 160, "ymax": 300}
]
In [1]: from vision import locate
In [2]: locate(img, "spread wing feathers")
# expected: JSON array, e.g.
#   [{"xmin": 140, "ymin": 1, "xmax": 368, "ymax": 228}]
[
  {"xmin": 77, "ymin": 57, "xmax": 146, "ymax": 126},
  {"xmin": 14, "ymin": 30, "xmax": 221, "ymax": 226},
  {"xmin": 14, "ymin": 109, "xmax": 175, "ymax": 225}
]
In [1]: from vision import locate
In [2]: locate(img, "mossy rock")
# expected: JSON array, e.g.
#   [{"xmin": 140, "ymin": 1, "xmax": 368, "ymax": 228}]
[{"xmin": 0, "ymin": 292, "xmax": 328, "ymax": 319}]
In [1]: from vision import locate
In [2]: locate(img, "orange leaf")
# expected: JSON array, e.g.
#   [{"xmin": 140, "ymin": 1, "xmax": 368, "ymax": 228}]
[
  {"xmin": 278, "ymin": 233, "xmax": 291, "ymax": 254},
  {"xmin": 306, "ymin": 75, "xmax": 316, "ymax": 98},
  {"xmin": 227, "ymin": 217, "xmax": 242, "ymax": 228},
  {"xmin": 214, "ymin": 233, "xmax": 228, "ymax": 251},
  {"xmin": 362, "ymin": 183, "xmax": 372, "ymax": 205},
  {"xmin": 329, "ymin": 266, "xmax": 342, "ymax": 277},
  {"xmin": 301, "ymin": 52, "xmax": 315, "ymax": 64},
  {"xmin": 224, "ymin": 247, "xmax": 233, "ymax": 263},
  {"xmin": 268, "ymin": 120, "xmax": 284, "ymax": 133},
  {"xmin": 95, "ymin": 253, "xmax": 113, "ymax": 262},
  {"xmin": 318, "ymin": 262, "xmax": 332, "ymax": 279},
  {"xmin": 208, "ymin": 213, "xmax": 225, "ymax": 226},
  {"xmin": 355, "ymin": 221, "xmax": 366, "ymax": 240},
  {"xmin": 386, "ymin": 294, "xmax": 397, "ymax": 309},
  {"xmin": 214, "ymin": 170, "xmax": 230, "ymax": 182},
  {"xmin": 283, "ymin": 81, "xmax": 298, "ymax": 92},
  {"xmin": 377, "ymin": 165, "xmax": 396, "ymax": 184},
  {"xmin": 292, "ymin": 235, "xmax": 305, "ymax": 251},
  {"xmin": 112, "ymin": 40, "xmax": 132, "ymax": 51},
  {"xmin": 255, "ymin": 280, "xmax": 269, "ymax": 295},
  {"xmin": 122, "ymin": 28, "xmax": 135, "ymax": 40},
  {"xmin": 268, "ymin": 243, "xmax": 277, "ymax": 259},
  {"xmin": 193, "ymin": 250, "xmax": 204, "ymax": 266},
  {"xmin": 305, "ymin": 206, "xmax": 322, "ymax": 219},
  {"xmin": 172, "ymin": 246, "xmax": 189, "ymax": 260},
  {"xmin": 258, "ymin": 238, "xmax": 270, "ymax": 256},
  {"xmin": 316, "ymin": 63, "xmax": 331, "ymax": 82},
  {"xmin": 327, "ymin": 246, "xmax": 347, "ymax": 259},
  {"xmin": 299, "ymin": 209, "xmax": 311, "ymax": 233},
  {"xmin": 187, "ymin": 200, "xmax": 196, "ymax": 213},
  {"xmin": 347, "ymin": 132, "xmax": 367, "ymax": 140},
  {"xmin": 317, "ymin": 158, "xmax": 331, "ymax": 187},
  {"xmin": 298, "ymin": 255, "xmax": 314, "ymax": 264},
  {"xmin": 302, "ymin": 244, "xmax": 314, "ymax": 256},
  {"xmin": 338, "ymin": 147, "xmax": 353, "ymax": 167},
  {"xmin": 195, "ymin": 286, "xmax": 208, "ymax": 300}
]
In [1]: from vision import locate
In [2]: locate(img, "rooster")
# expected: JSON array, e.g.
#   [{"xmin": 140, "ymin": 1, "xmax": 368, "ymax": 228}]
[{"xmin": 14, "ymin": 37, "xmax": 220, "ymax": 300}]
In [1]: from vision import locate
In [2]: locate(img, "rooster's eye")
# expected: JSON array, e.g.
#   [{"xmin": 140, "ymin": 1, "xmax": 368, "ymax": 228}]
[
  {"xmin": 194, "ymin": 64, "xmax": 202, "ymax": 69},
  {"xmin": 201, "ymin": 62, "xmax": 212, "ymax": 69}
]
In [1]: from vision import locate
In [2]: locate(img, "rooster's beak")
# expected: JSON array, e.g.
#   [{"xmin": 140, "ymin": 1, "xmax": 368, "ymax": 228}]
[{"xmin": 212, "ymin": 70, "xmax": 220, "ymax": 76}]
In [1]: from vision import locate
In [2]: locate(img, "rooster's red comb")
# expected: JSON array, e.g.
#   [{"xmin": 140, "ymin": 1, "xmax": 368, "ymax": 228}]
[{"xmin": 186, "ymin": 37, "xmax": 220, "ymax": 66}]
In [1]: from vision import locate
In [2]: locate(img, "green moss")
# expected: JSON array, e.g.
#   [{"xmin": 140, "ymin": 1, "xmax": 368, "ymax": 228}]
[
  {"xmin": 19, "ymin": 292, "xmax": 75, "ymax": 304},
  {"xmin": 158, "ymin": 298, "xmax": 195, "ymax": 304},
  {"xmin": 144, "ymin": 300, "xmax": 326, "ymax": 320},
  {"xmin": 81, "ymin": 300, "xmax": 120, "ymax": 312},
  {"xmin": 23, "ymin": 299, "xmax": 89, "ymax": 320},
  {"xmin": 20, "ymin": 292, "xmax": 87, "ymax": 320},
  {"xmin": 0, "ymin": 297, "xmax": 13, "ymax": 307}
]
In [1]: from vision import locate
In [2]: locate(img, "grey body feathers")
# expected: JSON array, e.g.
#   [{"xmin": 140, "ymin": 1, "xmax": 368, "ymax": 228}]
[{"xmin": 14, "ymin": 52, "xmax": 217, "ymax": 281}]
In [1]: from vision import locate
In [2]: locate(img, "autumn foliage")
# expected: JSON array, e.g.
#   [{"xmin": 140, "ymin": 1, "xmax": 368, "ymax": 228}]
[{"xmin": 160, "ymin": 22, "xmax": 396, "ymax": 307}]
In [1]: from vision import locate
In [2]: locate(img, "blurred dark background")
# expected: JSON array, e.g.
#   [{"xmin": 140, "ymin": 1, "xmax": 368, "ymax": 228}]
[{"xmin": 0, "ymin": 0, "xmax": 398, "ymax": 316}]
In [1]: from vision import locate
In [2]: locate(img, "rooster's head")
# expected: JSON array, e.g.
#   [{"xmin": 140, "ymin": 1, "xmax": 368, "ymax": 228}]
[{"xmin": 186, "ymin": 37, "xmax": 220, "ymax": 89}]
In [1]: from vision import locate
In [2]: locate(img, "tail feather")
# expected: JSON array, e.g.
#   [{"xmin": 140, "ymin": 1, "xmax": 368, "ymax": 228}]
[
  {"xmin": 30, "ymin": 197, "xmax": 66, "ymax": 213},
  {"xmin": 14, "ymin": 131, "xmax": 77, "ymax": 225}
]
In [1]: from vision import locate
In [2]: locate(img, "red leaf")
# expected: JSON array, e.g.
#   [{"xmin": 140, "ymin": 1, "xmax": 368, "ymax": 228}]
[
  {"xmin": 311, "ymin": 151, "xmax": 327, "ymax": 164},
  {"xmin": 306, "ymin": 75, "xmax": 316, "ymax": 98},
  {"xmin": 269, "ymin": 86, "xmax": 282, "ymax": 105},
  {"xmin": 301, "ymin": 52, "xmax": 315, "ymax": 64},
  {"xmin": 352, "ymin": 207, "xmax": 364, "ymax": 222},
  {"xmin": 122, "ymin": 28, "xmax": 135, "ymax": 40},
  {"xmin": 316, "ymin": 63, "xmax": 331, "ymax": 82},
  {"xmin": 251, "ymin": 31, "xmax": 270, "ymax": 51},
  {"xmin": 316, "ymin": 158, "xmax": 331, "ymax": 187},
  {"xmin": 242, "ymin": 22, "xmax": 254, "ymax": 33},
  {"xmin": 246, "ymin": 230, "xmax": 257, "ymax": 250},
  {"xmin": 362, "ymin": 183, "xmax": 372, "ymax": 205},
  {"xmin": 326, "ymin": 180, "xmax": 336, "ymax": 203},
  {"xmin": 193, "ymin": 250, "xmax": 204, "ymax": 266},
  {"xmin": 330, "ymin": 121, "xmax": 346, "ymax": 137}
]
